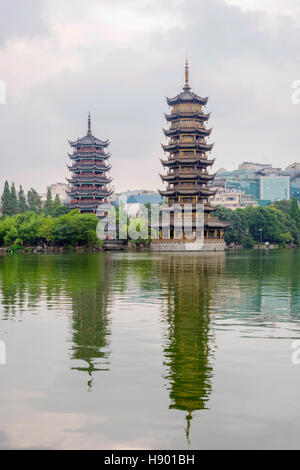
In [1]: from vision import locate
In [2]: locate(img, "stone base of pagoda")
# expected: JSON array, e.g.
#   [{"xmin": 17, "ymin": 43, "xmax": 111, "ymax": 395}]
[{"xmin": 150, "ymin": 239, "xmax": 226, "ymax": 252}]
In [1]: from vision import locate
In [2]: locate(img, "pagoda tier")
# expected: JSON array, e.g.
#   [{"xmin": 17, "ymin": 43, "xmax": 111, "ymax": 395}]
[
  {"xmin": 167, "ymin": 90, "xmax": 208, "ymax": 107},
  {"xmin": 165, "ymin": 111, "xmax": 210, "ymax": 122},
  {"xmin": 67, "ymin": 163, "xmax": 112, "ymax": 172},
  {"xmin": 163, "ymin": 126, "xmax": 212, "ymax": 138},
  {"xmin": 68, "ymin": 189, "xmax": 113, "ymax": 197},
  {"xmin": 67, "ymin": 176, "xmax": 112, "ymax": 185},
  {"xmin": 160, "ymin": 157, "xmax": 215, "ymax": 167},
  {"xmin": 153, "ymin": 60, "xmax": 229, "ymax": 248},
  {"xmin": 68, "ymin": 152, "xmax": 111, "ymax": 160},
  {"xmin": 159, "ymin": 187, "xmax": 217, "ymax": 197},
  {"xmin": 160, "ymin": 171, "xmax": 216, "ymax": 182},
  {"xmin": 162, "ymin": 142, "xmax": 214, "ymax": 153},
  {"xmin": 69, "ymin": 200, "xmax": 110, "ymax": 211},
  {"xmin": 67, "ymin": 114, "xmax": 113, "ymax": 215}
]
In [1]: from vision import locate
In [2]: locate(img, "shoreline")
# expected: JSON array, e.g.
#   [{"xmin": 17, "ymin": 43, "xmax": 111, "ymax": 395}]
[{"xmin": 0, "ymin": 243, "xmax": 296, "ymax": 255}]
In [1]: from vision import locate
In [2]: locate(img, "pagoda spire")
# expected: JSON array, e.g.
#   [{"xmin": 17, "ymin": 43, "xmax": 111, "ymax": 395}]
[
  {"xmin": 87, "ymin": 112, "xmax": 92, "ymax": 136},
  {"xmin": 184, "ymin": 57, "xmax": 191, "ymax": 91}
]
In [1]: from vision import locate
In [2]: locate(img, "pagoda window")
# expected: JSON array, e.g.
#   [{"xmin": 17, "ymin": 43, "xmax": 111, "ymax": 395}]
[
  {"xmin": 181, "ymin": 119, "xmax": 193, "ymax": 127},
  {"xmin": 181, "ymin": 135, "xmax": 194, "ymax": 142}
]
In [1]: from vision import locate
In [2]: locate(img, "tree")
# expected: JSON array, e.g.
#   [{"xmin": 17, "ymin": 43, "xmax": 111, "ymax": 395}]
[
  {"xmin": 272, "ymin": 200, "xmax": 291, "ymax": 214},
  {"xmin": 289, "ymin": 198, "xmax": 300, "ymax": 227},
  {"xmin": 44, "ymin": 188, "xmax": 53, "ymax": 215},
  {"xmin": 18, "ymin": 186, "xmax": 28, "ymax": 213},
  {"xmin": 10, "ymin": 183, "xmax": 18, "ymax": 215},
  {"xmin": 241, "ymin": 233, "xmax": 255, "ymax": 249},
  {"xmin": 1, "ymin": 181, "xmax": 12, "ymax": 216},
  {"xmin": 27, "ymin": 188, "xmax": 42, "ymax": 213},
  {"xmin": 51, "ymin": 194, "xmax": 69, "ymax": 217}
]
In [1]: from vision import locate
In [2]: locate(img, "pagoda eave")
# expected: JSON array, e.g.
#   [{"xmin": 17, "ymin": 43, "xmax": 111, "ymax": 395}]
[
  {"xmin": 160, "ymin": 172, "xmax": 216, "ymax": 182},
  {"xmin": 165, "ymin": 112, "xmax": 210, "ymax": 122},
  {"xmin": 163, "ymin": 127, "xmax": 212, "ymax": 137},
  {"xmin": 67, "ymin": 164, "xmax": 112, "ymax": 172},
  {"xmin": 160, "ymin": 157, "xmax": 215, "ymax": 167},
  {"xmin": 162, "ymin": 143, "xmax": 214, "ymax": 152},
  {"xmin": 159, "ymin": 188, "xmax": 217, "ymax": 197},
  {"xmin": 166, "ymin": 94, "xmax": 208, "ymax": 107}
]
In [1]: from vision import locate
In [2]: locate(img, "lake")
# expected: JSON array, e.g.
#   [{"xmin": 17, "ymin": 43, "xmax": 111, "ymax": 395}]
[{"xmin": 0, "ymin": 250, "xmax": 300, "ymax": 450}]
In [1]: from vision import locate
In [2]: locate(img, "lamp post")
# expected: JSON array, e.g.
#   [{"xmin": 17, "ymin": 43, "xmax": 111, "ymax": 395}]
[{"xmin": 258, "ymin": 228, "xmax": 263, "ymax": 245}]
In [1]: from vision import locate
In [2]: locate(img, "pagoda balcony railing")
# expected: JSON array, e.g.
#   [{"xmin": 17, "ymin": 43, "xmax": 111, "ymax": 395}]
[
  {"xmin": 171, "ymin": 122, "xmax": 209, "ymax": 130},
  {"xmin": 71, "ymin": 173, "xmax": 105, "ymax": 178},
  {"xmin": 68, "ymin": 177, "xmax": 112, "ymax": 183},
  {"xmin": 69, "ymin": 190, "xmax": 110, "ymax": 196},
  {"xmin": 69, "ymin": 200, "xmax": 108, "ymax": 205},
  {"xmin": 167, "ymin": 185, "xmax": 209, "ymax": 190},
  {"xmin": 69, "ymin": 186, "xmax": 108, "ymax": 191},
  {"xmin": 170, "ymin": 168, "xmax": 208, "ymax": 174},
  {"xmin": 69, "ymin": 187, "xmax": 110, "ymax": 193},
  {"xmin": 70, "ymin": 152, "xmax": 110, "ymax": 159},
  {"xmin": 69, "ymin": 162, "xmax": 110, "ymax": 168}
]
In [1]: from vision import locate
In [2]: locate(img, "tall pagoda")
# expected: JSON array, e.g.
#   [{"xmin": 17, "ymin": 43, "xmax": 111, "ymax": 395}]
[
  {"xmin": 67, "ymin": 114, "xmax": 112, "ymax": 214},
  {"xmin": 152, "ymin": 60, "xmax": 228, "ymax": 251}
]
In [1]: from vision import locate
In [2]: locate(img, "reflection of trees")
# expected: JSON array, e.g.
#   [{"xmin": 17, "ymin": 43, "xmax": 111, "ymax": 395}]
[
  {"xmin": 155, "ymin": 253, "xmax": 225, "ymax": 443},
  {"xmin": 0, "ymin": 254, "xmax": 113, "ymax": 389},
  {"xmin": 0, "ymin": 255, "xmax": 65, "ymax": 317}
]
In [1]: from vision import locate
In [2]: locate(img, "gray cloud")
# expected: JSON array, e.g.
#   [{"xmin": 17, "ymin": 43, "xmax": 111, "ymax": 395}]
[{"xmin": 0, "ymin": 0, "xmax": 300, "ymax": 193}]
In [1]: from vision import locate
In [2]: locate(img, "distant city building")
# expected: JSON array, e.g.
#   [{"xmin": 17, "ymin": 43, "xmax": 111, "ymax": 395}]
[
  {"xmin": 67, "ymin": 114, "xmax": 113, "ymax": 214},
  {"xmin": 126, "ymin": 193, "xmax": 164, "ymax": 219},
  {"xmin": 216, "ymin": 162, "xmax": 295, "ymax": 205},
  {"xmin": 211, "ymin": 188, "xmax": 258, "ymax": 210},
  {"xmin": 48, "ymin": 182, "xmax": 69, "ymax": 202},
  {"xmin": 281, "ymin": 163, "xmax": 300, "ymax": 201},
  {"xmin": 259, "ymin": 176, "xmax": 290, "ymax": 204}
]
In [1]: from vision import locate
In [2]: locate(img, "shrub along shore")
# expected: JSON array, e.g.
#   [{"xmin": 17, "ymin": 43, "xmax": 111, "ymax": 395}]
[{"xmin": 0, "ymin": 196, "xmax": 300, "ymax": 253}]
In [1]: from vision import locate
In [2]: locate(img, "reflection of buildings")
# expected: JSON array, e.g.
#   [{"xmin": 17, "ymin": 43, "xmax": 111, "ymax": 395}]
[
  {"xmin": 69, "ymin": 255, "xmax": 113, "ymax": 389},
  {"xmin": 155, "ymin": 253, "xmax": 225, "ymax": 442}
]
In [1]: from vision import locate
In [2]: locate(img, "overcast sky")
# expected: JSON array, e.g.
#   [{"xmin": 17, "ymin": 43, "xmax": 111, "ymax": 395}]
[{"xmin": 1, "ymin": 0, "xmax": 300, "ymax": 193}]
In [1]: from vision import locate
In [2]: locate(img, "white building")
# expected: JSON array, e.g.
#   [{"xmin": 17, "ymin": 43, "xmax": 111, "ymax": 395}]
[
  {"xmin": 41, "ymin": 183, "xmax": 70, "ymax": 203},
  {"xmin": 211, "ymin": 188, "xmax": 258, "ymax": 210}
]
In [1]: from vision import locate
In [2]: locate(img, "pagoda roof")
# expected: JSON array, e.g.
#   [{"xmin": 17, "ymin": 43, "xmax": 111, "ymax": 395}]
[
  {"xmin": 206, "ymin": 219, "xmax": 230, "ymax": 228},
  {"xmin": 67, "ymin": 189, "xmax": 113, "ymax": 197},
  {"xmin": 163, "ymin": 127, "xmax": 212, "ymax": 137},
  {"xmin": 162, "ymin": 142, "xmax": 214, "ymax": 152},
  {"xmin": 69, "ymin": 134, "xmax": 109, "ymax": 148},
  {"xmin": 158, "ymin": 187, "xmax": 217, "ymax": 197},
  {"xmin": 68, "ymin": 152, "xmax": 111, "ymax": 160},
  {"xmin": 167, "ymin": 90, "xmax": 208, "ymax": 106},
  {"xmin": 160, "ymin": 171, "xmax": 216, "ymax": 182},
  {"xmin": 69, "ymin": 113, "xmax": 109, "ymax": 148},
  {"xmin": 67, "ymin": 163, "xmax": 112, "ymax": 171},
  {"xmin": 165, "ymin": 111, "xmax": 210, "ymax": 122},
  {"xmin": 167, "ymin": 60, "xmax": 208, "ymax": 106},
  {"xmin": 67, "ymin": 176, "xmax": 112, "ymax": 184},
  {"xmin": 160, "ymin": 157, "xmax": 215, "ymax": 167}
]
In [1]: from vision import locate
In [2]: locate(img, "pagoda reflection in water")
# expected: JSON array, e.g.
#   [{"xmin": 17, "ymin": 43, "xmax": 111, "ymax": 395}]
[
  {"xmin": 70, "ymin": 255, "xmax": 113, "ymax": 390},
  {"xmin": 155, "ymin": 253, "xmax": 225, "ymax": 442}
]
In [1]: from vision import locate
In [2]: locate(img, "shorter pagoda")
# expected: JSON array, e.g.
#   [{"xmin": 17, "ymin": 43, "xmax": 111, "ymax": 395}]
[{"xmin": 67, "ymin": 114, "xmax": 112, "ymax": 215}]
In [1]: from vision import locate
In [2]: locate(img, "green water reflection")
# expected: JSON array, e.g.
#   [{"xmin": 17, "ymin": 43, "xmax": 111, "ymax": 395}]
[{"xmin": 0, "ymin": 250, "xmax": 300, "ymax": 449}]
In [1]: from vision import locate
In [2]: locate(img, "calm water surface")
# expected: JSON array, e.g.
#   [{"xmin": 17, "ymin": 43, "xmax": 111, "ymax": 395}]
[{"xmin": 0, "ymin": 250, "xmax": 300, "ymax": 450}]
